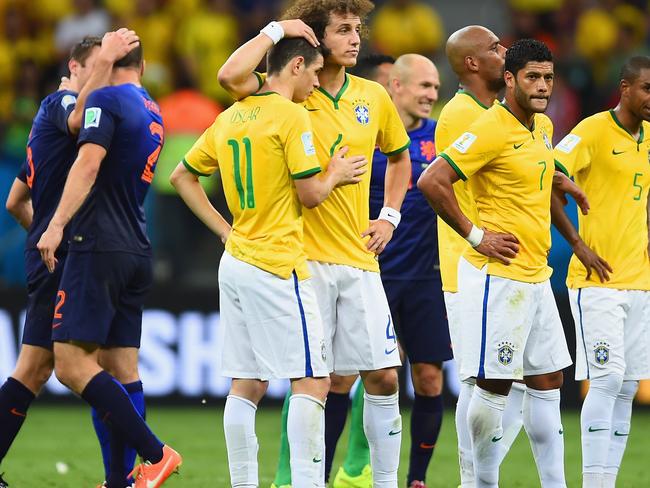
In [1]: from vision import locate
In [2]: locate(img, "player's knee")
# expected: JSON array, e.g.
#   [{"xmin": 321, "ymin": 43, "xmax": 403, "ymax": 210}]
[
  {"xmin": 329, "ymin": 373, "xmax": 357, "ymax": 394},
  {"xmin": 361, "ymin": 367, "xmax": 398, "ymax": 395},
  {"xmin": 292, "ymin": 376, "xmax": 330, "ymax": 401},
  {"xmin": 525, "ymin": 370, "xmax": 564, "ymax": 390},
  {"xmin": 590, "ymin": 373, "xmax": 624, "ymax": 399},
  {"xmin": 619, "ymin": 379, "xmax": 639, "ymax": 401},
  {"xmin": 412, "ymin": 363, "xmax": 443, "ymax": 396}
]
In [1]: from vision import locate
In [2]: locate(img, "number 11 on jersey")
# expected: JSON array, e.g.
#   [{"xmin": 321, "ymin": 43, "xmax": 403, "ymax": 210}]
[{"xmin": 228, "ymin": 137, "xmax": 255, "ymax": 209}]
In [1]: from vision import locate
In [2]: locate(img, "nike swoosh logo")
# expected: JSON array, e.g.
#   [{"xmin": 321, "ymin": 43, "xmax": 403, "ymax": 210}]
[
  {"xmin": 312, "ymin": 457, "xmax": 322, "ymax": 463},
  {"xmin": 612, "ymin": 149, "xmax": 625, "ymax": 155},
  {"xmin": 491, "ymin": 435, "xmax": 503, "ymax": 442},
  {"xmin": 559, "ymin": 429, "xmax": 563, "ymax": 435},
  {"xmin": 513, "ymin": 143, "xmax": 524, "ymax": 149},
  {"xmin": 52, "ymin": 322, "xmax": 62, "ymax": 329},
  {"xmin": 388, "ymin": 429, "xmax": 401, "ymax": 436},
  {"xmin": 306, "ymin": 108, "xmax": 320, "ymax": 111},
  {"xmin": 614, "ymin": 431, "xmax": 629, "ymax": 436},
  {"xmin": 385, "ymin": 347, "xmax": 397, "ymax": 355},
  {"xmin": 588, "ymin": 427, "xmax": 609, "ymax": 432},
  {"xmin": 147, "ymin": 456, "xmax": 174, "ymax": 488},
  {"xmin": 10, "ymin": 408, "xmax": 26, "ymax": 417},
  {"xmin": 419, "ymin": 442, "xmax": 435, "ymax": 449}
]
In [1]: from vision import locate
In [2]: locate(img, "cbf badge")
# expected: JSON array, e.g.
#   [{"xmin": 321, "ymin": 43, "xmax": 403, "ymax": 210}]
[
  {"xmin": 594, "ymin": 341, "xmax": 610, "ymax": 365},
  {"xmin": 353, "ymin": 99, "xmax": 370, "ymax": 125},
  {"xmin": 497, "ymin": 341, "xmax": 515, "ymax": 366},
  {"xmin": 542, "ymin": 131, "xmax": 552, "ymax": 150}
]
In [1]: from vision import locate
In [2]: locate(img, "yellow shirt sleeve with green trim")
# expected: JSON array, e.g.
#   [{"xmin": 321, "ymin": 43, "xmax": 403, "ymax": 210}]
[
  {"xmin": 184, "ymin": 93, "xmax": 319, "ymax": 280},
  {"xmin": 183, "ymin": 122, "xmax": 219, "ymax": 176},
  {"xmin": 556, "ymin": 111, "xmax": 650, "ymax": 290},
  {"xmin": 434, "ymin": 92, "xmax": 485, "ymax": 292},
  {"xmin": 301, "ymin": 74, "xmax": 410, "ymax": 271},
  {"xmin": 442, "ymin": 106, "xmax": 556, "ymax": 283}
]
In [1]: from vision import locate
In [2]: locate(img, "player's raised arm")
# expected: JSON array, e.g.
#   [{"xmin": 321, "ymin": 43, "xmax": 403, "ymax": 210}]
[
  {"xmin": 417, "ymin": 157, "xmax": 519, "ymax": 264},
  {"xmin": 294, "ymin": 146, "xmax": 367, "ymax": 209},
  {"xmin": 218, "ymin": 20, "xmax": 318, "ymax": 100},
  {"xmin": 37, "ymin": 143, "xmax": 106, "ymax": 272},
  {"xmin": 5, "ymin": 176, "xmax": 32, "ymax": 230},
  {"xmin": 170, "ymin": 162, "xmax": 231, "ymax": 243},
  {"xmin": 67, "ymin": 29, "xmax": 139, "ymax": 134}
]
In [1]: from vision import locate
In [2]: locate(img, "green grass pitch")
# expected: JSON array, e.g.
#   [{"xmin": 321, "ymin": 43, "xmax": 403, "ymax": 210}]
[{"xmin": 3, "ymin": 404, "xmax": 649, "ymax": 487}]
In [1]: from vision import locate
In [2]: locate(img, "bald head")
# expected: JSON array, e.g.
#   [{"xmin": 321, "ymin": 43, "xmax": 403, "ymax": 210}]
[
  {"xmin": 446, "ymin": 25, "xmax": 499, "ymax": 76},
  {"xmin": 391, "ymin": 53, "xmax": 438, "ymax": 84}
]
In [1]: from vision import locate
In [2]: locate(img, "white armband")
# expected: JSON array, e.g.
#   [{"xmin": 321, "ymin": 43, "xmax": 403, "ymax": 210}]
[
  {"xmin": 378, "ymin": 207, "xmax": 401, "ymax": 229},
  {"xmin": 260, "ymin": 21, "xmax": 284, "ymax": 45},
  {"xmin": 465, "ymin": 225, "xmax": 484, "ymax": 248}
]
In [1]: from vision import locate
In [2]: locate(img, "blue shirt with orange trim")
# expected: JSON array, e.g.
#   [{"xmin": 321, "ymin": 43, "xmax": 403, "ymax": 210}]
[{"xmin": 370, "ymin": 118, "xmax": 439, "ymax": 280}]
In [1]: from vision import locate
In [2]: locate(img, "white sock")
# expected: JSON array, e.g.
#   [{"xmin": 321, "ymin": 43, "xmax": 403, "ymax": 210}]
[
  {"xmin": 580, "ymin": 374, "xmax": 623, "ymax": 486},
  {"xmin": 456, "ymin": 378, "xmax": 476, "ymax": 487},
  {"xmin": 603, "ymin": 380, "xmax": 638, "ymax": 487},
  {"xmin": 498, "ymin": 381, "xmax": 525, "ymax": 463},
  {"xmin": 523, "ymin": 387, "xmax": 566, "ymax": 488},
  {"xmin": 363, "ymin": 391, "xmax": 401, "ymax": 487},
  {"xmin": 467, "ymin": 386, "xmax": 507, "ymax": 488},
  {"xmin": 288, "ymin": 394, "xmax": 326, "ymax": 488},
  {"xmin": 223, "ymin": 395, "xmax": 258, "ymax": 487}
]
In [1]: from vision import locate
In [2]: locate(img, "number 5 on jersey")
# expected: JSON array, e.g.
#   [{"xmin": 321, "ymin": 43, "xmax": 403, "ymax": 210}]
[{"xmin": 228, "ymin": 137, "xmax": 255, "ymax": 209}]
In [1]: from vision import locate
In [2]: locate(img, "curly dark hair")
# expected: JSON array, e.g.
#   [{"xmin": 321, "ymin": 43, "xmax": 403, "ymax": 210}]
[
  {"xmin": 504, "ymin": 38, "xmax": 553, "ymax": 76},
  {"xmin": 281, "ymin": 0, "xmax": 375, "ymax": 41}
]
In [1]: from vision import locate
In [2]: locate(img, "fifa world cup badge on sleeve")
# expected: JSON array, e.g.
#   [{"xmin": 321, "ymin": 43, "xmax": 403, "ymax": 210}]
[
  {"xmin": 84, "ymin": 107, "xmax": 102, "ymax": 128},
  {"xmin": 594, "ymin": 341, "xmax": 610, "ymax": 365}
]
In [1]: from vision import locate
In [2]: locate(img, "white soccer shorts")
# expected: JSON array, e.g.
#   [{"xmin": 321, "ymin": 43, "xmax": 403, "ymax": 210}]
[
  {"xmin": 308, "ymin": 261, "xmax": 402, "ymax": 375},
  {"xmin": 457, "ymin": 257, "xmax": 572, "ymax": 380},
  {"xmin": 218, "ymin": 251, "xmax": 328, "ymax": 380},
  {"xmin": 444, "ymin": 290, "xmax": 470, "ymax": 380},
  {"xmin": 569, "ymin": 287, "xmax": 650, "ymax": 380}
]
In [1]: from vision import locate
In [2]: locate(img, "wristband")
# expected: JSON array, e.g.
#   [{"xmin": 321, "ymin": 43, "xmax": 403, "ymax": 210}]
[
  {"xmin": 465, "ymin": 225, "xmax": 484, "ymax": 248},
  {"xmin": 260, "ymin": 21, "xmax": 284, "ymax": 45},
  {"xmin": 378, "ymin": 207, "xmax": 401, "ymax": 229}
]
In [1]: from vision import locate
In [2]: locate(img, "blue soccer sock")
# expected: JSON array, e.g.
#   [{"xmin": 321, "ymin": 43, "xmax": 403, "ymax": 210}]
[
  {"xmin": 92, "ymin": 380, "xmax": 146, "ymax": 484},
  {"xmin": 324, "ymin": 391, "xmax": 351, "ymax": 481},
  {"xmin": 408, "ymin": 393, "xmax": 444, "ymax": 483},
  {"xmin": 81, "ymin": 371, "xmax": 162, "ymax": 464},
  {"xmin": 0, "ymin": 377, "xmax": 35, "ymax": 465}
]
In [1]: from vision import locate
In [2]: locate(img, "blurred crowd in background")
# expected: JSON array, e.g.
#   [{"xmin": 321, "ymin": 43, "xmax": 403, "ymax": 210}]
[{"xmin": 1, "ymin": 0, "xmax": 649, "ymax": 288}]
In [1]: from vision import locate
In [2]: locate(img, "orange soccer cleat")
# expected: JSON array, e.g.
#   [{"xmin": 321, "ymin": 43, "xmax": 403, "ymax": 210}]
[{"xmin": 129, "ymin": 445, "xmax": 182, "ymax": 488}]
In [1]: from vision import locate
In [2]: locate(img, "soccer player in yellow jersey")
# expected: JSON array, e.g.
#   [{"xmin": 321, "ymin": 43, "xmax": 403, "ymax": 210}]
[
  {"xmin": 419, "ymin": 39, "xmax": 572, "ymax": 487},
  {"xmin": 218, "ymin": 2, "xmax": 412, "ymax": 486},
  {"xmin": 170, "ymin": 38, "xmax": 367, "ymax": 487},
  {"xmin": 552, "ymin": 56, "xmax": 650, "ymax": 488}
]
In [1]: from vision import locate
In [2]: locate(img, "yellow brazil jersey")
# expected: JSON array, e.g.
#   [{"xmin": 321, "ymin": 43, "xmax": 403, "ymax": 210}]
[
  {"xmin": 301, "ymin": 74, "xmax": 410, "ymax": 271},
  {"xmin": 440, "ymin": 103, "xmax": 557, "ymax": 283},
  {"xmin": 434, "ymin": 90, "xmax": 486, "ymax": 292},
  {"xmin": 554, "ymin": 110, "xmax": 650, "ymax": 290},
  {"xmin": 182, "ymin": 92, "xmax": 321, "ymax": 280}
]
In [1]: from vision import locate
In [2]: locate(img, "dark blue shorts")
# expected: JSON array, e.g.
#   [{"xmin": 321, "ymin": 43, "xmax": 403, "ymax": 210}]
[
  {"xmin": 383, "ymin": 278, "xmax": 453, "ymax": 364},
  {"xmin": 22, "ymin": 249, "xmax": 66, "ymax": 349},
  {"xmin": 52, "ymin": 251, "xmax": 152, "ymax": 348}
]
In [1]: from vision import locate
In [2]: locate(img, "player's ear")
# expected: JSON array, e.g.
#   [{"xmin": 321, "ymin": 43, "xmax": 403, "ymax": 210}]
[
  {"xmin": 504, "ymin": 70, "xmax": 515, "ymax": 89},
  {"xmin": 465, "ymin": 55, "xmax": 479, "ymax": 73},
  {"xmin": 68, "ymin": 58, "xmax": 78, "ymax": 77},
  {"xmin": 140, "ymin": 59, "xmax": 146, "ymax": 78},
  {"xmin": 292, "ymin": 56, "xmax": 305, "ymax": 76}
]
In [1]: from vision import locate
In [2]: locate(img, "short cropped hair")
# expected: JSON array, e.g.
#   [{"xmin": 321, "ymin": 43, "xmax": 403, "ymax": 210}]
[
  {"xmin": 266, "ymin": 38, "xmax": 322, "ymax": 76},
  {"xmin": 620, "ymin": 56, "xmax": 650, "ymax": 83},
  {"xmin": 69, "ymin": 36, "xmax": 102, "ymax": 66},
  {"xmin": 504, "ymin": 38, "xmax": 553, "ymax": 76},
  {"xmin": 114, "ymin": 41, "xmax": 143, "ymax": 69},
  {"xmin": 281, "ymin": 0, "xmax": 374, "ymax": 42},
  {"xmin": 349, "ymin": 53, "xmax": 395, "ymax": 79}
]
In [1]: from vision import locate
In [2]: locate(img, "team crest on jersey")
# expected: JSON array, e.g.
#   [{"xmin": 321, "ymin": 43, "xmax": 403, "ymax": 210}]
[
  {"xmin": 497, "ymin": 341, "xmax": 515, "ymax": 366},
  {"xmin": 353, "ymin": 99, "xmax": 370, "ymax": 125},
  {"xmin": 594, "ymin": 341, "xmax": 610, "ymax": 365},
  {"xmin": 542, "ymin": 131, "xmax": 552, "ymax": 150},
  {"xmin": 420, "ymin": 140, "xmax": 436, "ymax": 161}
]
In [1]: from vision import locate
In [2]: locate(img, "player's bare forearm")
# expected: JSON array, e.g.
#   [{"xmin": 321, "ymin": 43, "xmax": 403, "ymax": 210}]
[
  {"xmin": 383, "ymin": 150, "xmax": 411, "ymax": 211},
  {"xmin": 294, "ymin": 173, "xmax": 336, "ymax": 209},
  {"xmin": 552, "ymin": 170, "xmax": 589, "ymax": 215},
  {"xmin": 550, "ymin": 189, "xmax": 580, "ymax": 247},
  {"xmin": 646, "ymin": 190, "xmax": 650, "ymax": 259},
  {"xmin": 217, "ymin": 34, "xmax": 271, "ymax": 100},
  {"xmin": 68, "ymin": 29, "xmax": 140, "ymax": 134},
  {"xmin": 50, "ymin": 145, "xmax": 104, "ymax": 230},
  {"xmin": 417, "ymin": 158, "xmax": 472, "ymax": 238},
  {"xmin": 170, "ymin": 163, "xmax": 231, "ymax": 243},
  {"xmin": 5, "ymin": 178, "xmax": 33, "ymax": 230}
]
